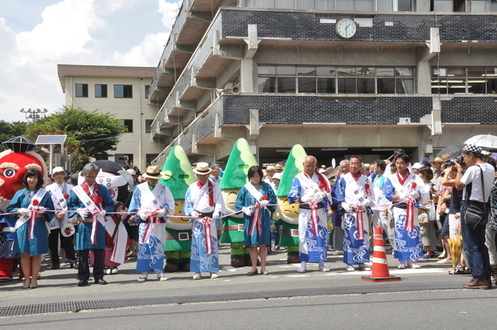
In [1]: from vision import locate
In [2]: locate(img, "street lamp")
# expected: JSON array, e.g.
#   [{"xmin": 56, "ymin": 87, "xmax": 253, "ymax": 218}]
[{"xmin": 20, "ymin": 108, "xmax": 48, "ymax": 122}]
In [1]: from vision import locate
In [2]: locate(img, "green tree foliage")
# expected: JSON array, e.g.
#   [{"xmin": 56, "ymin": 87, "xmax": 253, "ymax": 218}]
[
  {"xmin": 0, "ymin": 121, "xmax": 28, "ymax": 152},
  {"xmin": 25, "ymin": 106, "xmax": 127, "ymax": 172}
]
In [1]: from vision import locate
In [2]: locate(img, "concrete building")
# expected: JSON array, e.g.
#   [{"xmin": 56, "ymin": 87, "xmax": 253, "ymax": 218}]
[
  {"xmin": 57, "ymin": 64, "xmax": 164, "ymax": 171},
  {"xmin": 147, "ymin": 0, "xmax": 497, "ymax": 168}
]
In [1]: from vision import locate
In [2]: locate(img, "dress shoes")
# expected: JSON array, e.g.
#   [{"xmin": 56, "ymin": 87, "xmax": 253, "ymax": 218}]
[
  {"xmin": 95, "ymin": 279, "xmax": 107, "ymax": 285},
  {"xmin": 77, "ymin": 280, "xmax": 89, "ymax": 287},
  {"xmin": 463, "ymin": 276, "xmax": 491, "ymax": 290}
]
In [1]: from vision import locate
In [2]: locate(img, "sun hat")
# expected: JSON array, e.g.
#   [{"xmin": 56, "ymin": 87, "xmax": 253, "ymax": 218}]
[
  {"xmin": 193, "ymin": 162, "xmax": 212, "ymax": 175},
  {"xmin": 141, "ymin": 165, "xmax": 162, "ymax": 179}
]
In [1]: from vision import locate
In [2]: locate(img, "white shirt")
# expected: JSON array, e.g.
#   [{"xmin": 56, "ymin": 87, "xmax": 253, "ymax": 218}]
[{"xmin": 460, "ymin": 163, "xmax": 495, "ymax": 203}]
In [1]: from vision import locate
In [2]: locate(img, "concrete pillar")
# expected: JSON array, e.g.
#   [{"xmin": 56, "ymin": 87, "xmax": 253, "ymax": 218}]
[{"xmin": 417, "ymin": 61, "xmax": 432, "ymax": 95}]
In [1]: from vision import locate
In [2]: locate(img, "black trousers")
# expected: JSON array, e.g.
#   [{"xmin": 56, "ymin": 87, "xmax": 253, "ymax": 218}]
[
  {"xmin": 48, "ymin": 229, "xmax": 76, "ymax": 267},
  {"xmin": 77, "ymin": 249, "xmax": 104, "ymax": 281}
]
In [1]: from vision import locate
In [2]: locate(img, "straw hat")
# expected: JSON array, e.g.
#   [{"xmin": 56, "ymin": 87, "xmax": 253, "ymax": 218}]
[
  {"xmin": 429, "ymin": 157, "xmax": 445, "ymax": 164},
  {"xmin": 141, "ymin": 165, "xmax": 161, "ymax": 179},
  {"xmin": 266, "ymin": 165, "xmax": 275, "ymax": 171},
  {"xmin": 274, "ymin": 164, "xmax": 283, "ymax": 170},
  {"xmin": 193, "ymin": 162, "xmax": 212, "ymax": 175}
]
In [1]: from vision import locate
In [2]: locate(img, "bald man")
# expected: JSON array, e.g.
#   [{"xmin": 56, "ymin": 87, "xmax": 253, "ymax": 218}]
[{"xmin": 288, "ymin": 156, "xmax": 333, "ymax": 273}]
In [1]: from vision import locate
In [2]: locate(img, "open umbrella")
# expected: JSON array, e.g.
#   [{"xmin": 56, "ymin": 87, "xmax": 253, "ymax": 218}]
[
  {"xmin": 464, "ymin": 134, "xmax": 497, "ymax": 149},
  {"xmin": 436, "ymin": 145, "xmax": 465, "ymax": 161},
  {"xmin": 448, "ymin": 234, "xmax": 463, "ymax": 270}
]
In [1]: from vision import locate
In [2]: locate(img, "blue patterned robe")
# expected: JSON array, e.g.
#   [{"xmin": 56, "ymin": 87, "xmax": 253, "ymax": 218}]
[
  {"xmin": 288, "ymin": 172, "xmax": 331, "ymax": 262},
  {"xmin": 129, "ymin": 182, "xmax": 174, "ymax": 273},
  {"xmin": 384, "ymin": 173, "xmax": 429, "ymax": 261}
]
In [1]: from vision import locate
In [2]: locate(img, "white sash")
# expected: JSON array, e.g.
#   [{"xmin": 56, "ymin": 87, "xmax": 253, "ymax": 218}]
[
  {"xmin": 138, "ymin": 183, "xmax": 162, "ymax": 212},
  {"xmin": 244, "ymin": 182, "xmax": 264, "ymax": 202},
  {"xmin": 48, "ymin": 183, "xmax": 68, "ymax": 229},
  {"xmin": 299, "ymin": 173, "xmax": 322, "ymax": 199},
  {"xmin": 15, "ymin": 188, "xmax": 48, "ymax": 230},
  {"xmin": 193, "ymin": 182, "xmax": 211, "ymax": 211},
  {"xmin": 72, "ymin": 185, "xmax": 103, "ymax": 215}
]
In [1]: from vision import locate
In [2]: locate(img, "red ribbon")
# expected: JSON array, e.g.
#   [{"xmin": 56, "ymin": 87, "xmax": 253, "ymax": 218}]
[
  {"xmin": 354, "ymin": 205, "xmax": 365, "ymax": 240},
  {"xmin": 202, "ymin": 217, "xmax": 213, "ymax": 254},
  {"xmin": 404, "ymin": 198, "xmax": 416, "ymax": 232},
  {"xmin": 309, "ymin": 201, "xmax": 319, "ymax": 237},
  {"xmin": 249, "ymin": 202, "xmax": 262, "ymax": 236},
  {"xmin": 141, "ymin": 211, "xmax": 160, "ymax": 243},
  {"xmin": 364, "ymin": 184, "xmax": 371, "ymax": 196}
]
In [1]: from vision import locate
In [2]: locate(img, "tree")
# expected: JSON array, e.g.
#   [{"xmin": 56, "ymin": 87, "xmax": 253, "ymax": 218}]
[
  {"xmin": 25, "ymin": 106, "xmax": 127, "ymax": 172},
  {"xmin": 0, "ymin": 121, "xmax": 28, "ymax": 152}
]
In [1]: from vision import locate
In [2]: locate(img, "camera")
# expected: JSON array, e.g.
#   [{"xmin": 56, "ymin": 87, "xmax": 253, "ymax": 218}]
[{"xmin": 448, "ymin": 156, "xmax": 464, "ymax": 167}]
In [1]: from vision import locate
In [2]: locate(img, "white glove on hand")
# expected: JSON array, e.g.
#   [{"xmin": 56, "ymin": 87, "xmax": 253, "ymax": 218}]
[
  {"xmin": 259, "ymin": 200, "xmax": 269, "ymax": 207},
  {"xmin": 190, "ymin": 211, "xmax": 199, "ymax": 218},
  {"xmin": 212, "ymin": 213, "xmax": 220, "ymax": 221},
  {"xmin": 35, "ymin": 206, "xmax": 46, "ymax": 214},
  {"xmin": 362, "ymin": 199, "xmax": 371, "ymax": 207},
  {"xmin": 341, "ymin": 203, "xmax": 354, "ymax": 213},
  {"xmin": 95, "ymin": 210, "xmax": 106, "ymax": 216},
  {"xmin": 139, "ymin": 213, "xmax": 149, "ymax": 221},
  {"xmin": 77, "ymin": 208, "xmax": 89, "ymax": 218},
  {"xmin": 406, "ymin": 191, "xmax": 419, "ymax": 199},
  {"xmin": 320, "ymin": 191, "xmax": 329, "ymax": 200},
  {"xmin": 242, "ymin": 207, "xmax": 253, "ymax": 216},
  {"xmin": 18, "ymin": 208, "xmax": 30, "ymax": 216},
  {"xmin": 156, "ymin": 209, "xmax": 166, "ymax": 218}
]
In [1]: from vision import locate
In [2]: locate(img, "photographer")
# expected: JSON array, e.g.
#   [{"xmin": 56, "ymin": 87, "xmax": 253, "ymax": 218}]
[{"xmin": 454, "ymin": 144, "xmax": 495, "ymax": 289}]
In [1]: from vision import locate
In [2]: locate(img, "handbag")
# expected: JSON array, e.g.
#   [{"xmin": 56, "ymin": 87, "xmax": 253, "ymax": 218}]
[{"xmin": 464, "ymin": 165, "xmax": 488, "ymax": 230}]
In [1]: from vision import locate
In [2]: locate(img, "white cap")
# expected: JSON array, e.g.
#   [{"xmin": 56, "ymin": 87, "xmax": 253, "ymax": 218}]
[
  {"xmin": 126, "ymin": 168, "xmax": 137, "ymax": 176},
  {"xmin": 52, "ymin": 166, "xmax": 65, "ymax": 175},
  {"xmin": 272, "ymin": 172, "xmax": 282, "ymax": 181},
  {"xmin": 412, "ymin": 162, "xmax": 423, "ymax": 169}
]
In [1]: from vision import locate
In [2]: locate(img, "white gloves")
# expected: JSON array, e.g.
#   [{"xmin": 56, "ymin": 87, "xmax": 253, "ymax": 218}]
[
  {"xmin": 94, "ymin": 210, "xmax": 106, "ymax": 216},
  {"xmin": 406, "ymin": 191, "xmax": 419, "ymax": 199},
  {"xmin": 242, "ymin": 207, "xmax": 253, "ymax": 216},
  {"xmin": 362, "ymin": 199, "xmax": 371, "ymax": 207},
  {"xmin": 320, "ymin": 191, "xmax": 329, "ymax": 200},
  {"xmin": 18, "ymin": 208, "xmax": 30, "ymax": 216},
  {"xmin": 190, "ymin": 211, "xmax": 199, "ymax": 218},
  {"xmin": 212, "ymin": 213, "xmax": 220, "ymax": 221},
  {"xmin": 139, "ymin": 213, "xmax": 149, "ymax": 221},
  {"xmin": 156, "ymin": 208, "xmax": 166, "ymax": 218},
  {"xmin": 341, "ymin": 203, "xmax": 355, "ymax": 213},
  {"xmin": 77, "ymin": 208, "xmax": 90, "ymax": 218},
  {"xmin": 35, "ymin": 206, "xmax": 46, "ymax": 214},
  {"xmin": 259, "ymin": 200, "xmax": 269, "ymax": 207}
]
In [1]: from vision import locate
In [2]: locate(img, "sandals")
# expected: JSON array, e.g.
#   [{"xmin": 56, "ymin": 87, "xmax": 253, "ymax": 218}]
[{"xmin": 447, "ymin": 267, "xmax": 471, "ymax": 275}]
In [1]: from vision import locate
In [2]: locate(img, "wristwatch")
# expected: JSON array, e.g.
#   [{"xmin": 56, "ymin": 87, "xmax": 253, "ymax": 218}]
[{"xmin": 457, "ymin": 171, "xmax": 464, "ymax": 174}]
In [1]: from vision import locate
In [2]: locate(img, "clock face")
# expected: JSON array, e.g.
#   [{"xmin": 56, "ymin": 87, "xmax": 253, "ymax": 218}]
[{"xmin": 335, "ymin": 18, "xmax": 357, "ymax": 39}]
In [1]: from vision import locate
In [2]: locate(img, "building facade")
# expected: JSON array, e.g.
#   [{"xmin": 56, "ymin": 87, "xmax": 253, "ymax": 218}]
[
  {"xmin": 147, "ymin": 0, "xmax": 497, "ymax": 167},
  {"xmin": 58, "ymin": 64, "xmax": 164, "ymax": 171}
]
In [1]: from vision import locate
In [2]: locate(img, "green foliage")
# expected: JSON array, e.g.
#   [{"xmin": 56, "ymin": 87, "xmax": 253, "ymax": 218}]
[
  {"xmin": 25, "ymin": 106, "xmax": 126, "ymax": 173},
  {"xmin": 0, "ymin": 121, "xmax": 28, "ymax": 152}
]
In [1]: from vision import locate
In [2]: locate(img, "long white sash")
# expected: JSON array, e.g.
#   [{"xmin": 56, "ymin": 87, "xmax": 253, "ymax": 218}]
[
  {"xmin": 138, "ymin": 183, "xmax": 164, "ymax": 244},
  {"xmin": 244, "ymin": 182, "xmax": 264, "ymax": 202},
  {"xmin": 48, "ymin": 183, "xmax": 68, "ymax": 229},
  {"xmin": 73, "ymin": 185, "xmax": 106, "ymax": 244},
  {"xmin": 299, "ymin": 173, "xmax": 322, "ymax": 200},
  {"xmin": 15, "ymin": 188, "xmax": 47, "ymax": 230},
  {"xmin": 193, "ymin": 182, "xmax": 211, "ymax": 211}
]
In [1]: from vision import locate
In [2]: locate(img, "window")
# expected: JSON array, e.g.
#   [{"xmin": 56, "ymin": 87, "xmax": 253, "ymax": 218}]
[
  {"xmin": 145, "ymin": 85, "xmax": 150, "ymax": 99},
  {"xmin": 75, "ymin": 84, "xmax": 88, "ymax": 97},
  {"xmin": 258, "ymin": 65, "xmax": 414, "ymax": 95},
  {"xmin": 431, "ymin": 67, "xmax": 497, "ymax": 94},
  {"xmin": 115, "ymin": 154, "xmax": 133, "ymax": 168},
  {"xmin": 145, "ymin": 120, "xmax": 153, "ymax": 133},
  {"xmin": 122, "ymin": 119, "xmax": 133, "ymax": 133},
  {"xmin": 114, "ymin": 85, "xmax": 133, "ymax": 98},
  {"xmin": 95, "ymin": 84, "xmax": 107, "ymax": 98}
]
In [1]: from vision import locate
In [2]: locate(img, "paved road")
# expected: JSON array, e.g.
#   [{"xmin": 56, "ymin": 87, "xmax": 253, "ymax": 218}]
[{"xmin": 1, "ymin": 245, "xmax": 495, "ymax": 329}]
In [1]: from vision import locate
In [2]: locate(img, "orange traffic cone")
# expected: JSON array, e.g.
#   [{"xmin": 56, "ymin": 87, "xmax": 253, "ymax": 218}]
[{"xmin": 362, "ymin": 226, "xmax": 401, "ymax": 282}]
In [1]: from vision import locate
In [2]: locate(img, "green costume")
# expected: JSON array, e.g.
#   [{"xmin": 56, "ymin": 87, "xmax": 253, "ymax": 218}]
[
  {"xmin": 160, "ymin": 145, "xmax": 196, "ymax": 272},
  {"xmin": 274, "ymin": 144, "xmax": 307, "ymax": 263},
  {"xmin": 220, "ymin": 138, "xmax": 258, "ymax": 267}
]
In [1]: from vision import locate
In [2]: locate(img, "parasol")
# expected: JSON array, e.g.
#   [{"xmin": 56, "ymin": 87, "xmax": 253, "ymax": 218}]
[
  {"xmin": 464, "ymin": 134, "xmax": 497, "ymax": 149},
  {"xmin": 436, "ymin": 145, "xmax": 464, "ymax": 161},
  {"xmin": 2, "ymin": 136, "xmax": 36, "ymax": 153},
  {"xmin": 448, "ymin": 234, "xmax": 463, "ymax": 269}
]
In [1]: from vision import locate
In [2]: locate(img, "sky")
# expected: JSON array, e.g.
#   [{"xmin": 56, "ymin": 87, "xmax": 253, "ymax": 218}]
[{"xmin": 0, "ymin": 0, "xmax": 182, "ymax": 122}]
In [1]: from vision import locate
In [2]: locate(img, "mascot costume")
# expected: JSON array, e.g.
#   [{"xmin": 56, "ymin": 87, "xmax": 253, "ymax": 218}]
[
  {"xmin": 85, "ymin": 160, "xmax": 131, "ymax": 275},
  {"xmin": 220, "ymin": 138, "xmax": 258, "ymax": 267},
  {"xmin": 271, "ymin": 144, "xmax": 307, "ymax": 264},
  {"xmin": 0, "ymin": 137, "xmax": 47, "ymax": 281},
  {"xmin": 160, "ymin": 146, "xmax": 195, "ymax": 272}
]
